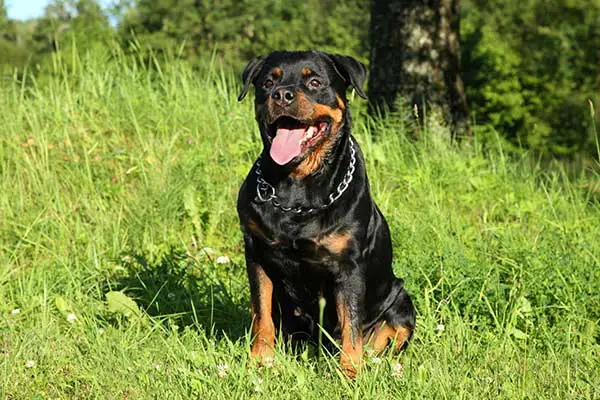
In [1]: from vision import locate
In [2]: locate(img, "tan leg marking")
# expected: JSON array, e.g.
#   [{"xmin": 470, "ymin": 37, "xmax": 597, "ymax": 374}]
[
  {"xmin": 250, "ymin": 265, "xmax": 275, "ymax": 363},
  {"xmin": 336, "ymin": 298, "xmax": 363, "ymax": 379},
  {"xmin": 368, "ymin": 322, "xmax": 412, "ymax": 353}
]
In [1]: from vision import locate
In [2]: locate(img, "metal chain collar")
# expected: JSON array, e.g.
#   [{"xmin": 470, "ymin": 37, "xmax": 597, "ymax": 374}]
[{"xmin": 254, "ymin": 138, "xmax": 357, "ymax": 214}]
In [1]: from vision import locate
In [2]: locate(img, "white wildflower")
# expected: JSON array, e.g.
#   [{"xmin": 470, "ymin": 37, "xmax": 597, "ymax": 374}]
[
  {"xmin": 25, "ymin": 360, "xmax": 36, "ymax": 368},
  {"xmin": 153, "ymin": 363, "xmax": 162, "ymax": 371},
  {"xmin": 370, "ymin": 356, "xmax": 382, "ymax": 364},
  {"xmin": 215, "ymin": 255, "xmax": 231, "ymax": 264},
  {"xmin": 66, "ymin": 313, "xmax": 77, "ymax": 323},
  {"xmin": 252, "ymin": 377, "xmax": 264, "ymax": 392},
  {"xmin": 216, "ymin": 363, "xmax": 229, "ymax": 378},
  {"xmin": 11, "ymin": 308, "xmax": 20, "ymax": 315},
  {"xmin": 436, "ymin": 323, "xmax": 445, "ymax": 332},
  {"xmin": 391, "ymin": 362, "xmax": 404, "ymax": 378}
]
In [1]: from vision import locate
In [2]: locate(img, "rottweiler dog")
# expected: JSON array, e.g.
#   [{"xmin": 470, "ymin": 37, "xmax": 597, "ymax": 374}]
[{"xmin": 237, "ymin": 50, "xmax": 415, "ymax": 378}]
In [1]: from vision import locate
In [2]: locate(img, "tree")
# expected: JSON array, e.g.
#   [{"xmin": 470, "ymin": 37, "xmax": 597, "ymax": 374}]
[
  {"xmin": 32, "ymin": 0, "xmax": 112, "ymax": 58},
  {"xmin": 0, "ymin": 0, "xmax": 30, "ymax": 73},
  {"xmin": 368, "ymin": 0, "xmax": 470, "ymax": 136},
  {"xmin": 462, "ymin": 0, "xmax": 600, "ymax": 157},
  {"xmin": 0, "ymin": 0, "xmax": 6, "ymax": 26},
  {"xmin": 118, "ymin": 0, "xmax": 369, "ymax": 68}
]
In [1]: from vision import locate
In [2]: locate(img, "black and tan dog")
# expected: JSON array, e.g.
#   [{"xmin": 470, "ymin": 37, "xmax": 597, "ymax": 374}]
[{"xmin": 237, "ymin": 50, "xmax": 415, "ymax": 378}]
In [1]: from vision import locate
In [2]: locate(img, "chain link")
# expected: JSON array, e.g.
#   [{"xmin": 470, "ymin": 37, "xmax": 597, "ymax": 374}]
[{"xmin": 254, "ymin": 138, "xmax": 357, "ymax": 214}]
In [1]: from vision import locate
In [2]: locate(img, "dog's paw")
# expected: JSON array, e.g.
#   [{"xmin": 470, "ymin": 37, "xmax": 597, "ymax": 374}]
[
  {"xmin": 339, "ymin": 357, "xmax": 362, "ymax": 380},
  {"xmin": 250, "ymin": 344, "xmax": 275, "ymax": 368},
  {"xmin": 340, "ymin": 364, "xmax": 358, "ymax": 379}
]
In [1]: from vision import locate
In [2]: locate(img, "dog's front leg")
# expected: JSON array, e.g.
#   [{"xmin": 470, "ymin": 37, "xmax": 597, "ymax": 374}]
[
  {"xmin": 245, "ymin": 241, "xmax": 275, "ymax": 364},
  {"xmin": 335, "ymin": 267, "xmax": 366, "ymax": 379}
]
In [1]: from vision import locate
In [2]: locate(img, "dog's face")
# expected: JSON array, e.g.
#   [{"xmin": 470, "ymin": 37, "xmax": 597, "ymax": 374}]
[{"xmin": 238, "ymin": 51, "xmax": 367, "ymax": 167}]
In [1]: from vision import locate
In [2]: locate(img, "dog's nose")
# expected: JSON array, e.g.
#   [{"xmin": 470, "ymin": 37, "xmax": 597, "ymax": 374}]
[{"xmin": 271, "ymin": 88, "xmax": 295, "ymax": 106}]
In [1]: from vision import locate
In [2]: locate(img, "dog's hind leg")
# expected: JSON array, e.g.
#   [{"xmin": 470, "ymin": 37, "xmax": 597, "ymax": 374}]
[
  {"xmin": 367, "ymin": 322, "xmax": 413, "ymax": 353},
  {"xmin": 367, "ymin": 283, "xmax": 415, "ymax": 353}
]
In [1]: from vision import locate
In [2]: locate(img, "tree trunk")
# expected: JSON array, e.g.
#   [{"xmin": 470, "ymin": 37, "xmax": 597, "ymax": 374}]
[{"xmin": 368, "ymin": 0, "xmax": 470, "ymax": 136}]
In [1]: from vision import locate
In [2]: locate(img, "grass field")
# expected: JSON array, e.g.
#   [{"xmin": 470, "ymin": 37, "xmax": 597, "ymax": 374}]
[{"xmin": 1, "ymin": 51, "xmax": 599, "ymax": 399}]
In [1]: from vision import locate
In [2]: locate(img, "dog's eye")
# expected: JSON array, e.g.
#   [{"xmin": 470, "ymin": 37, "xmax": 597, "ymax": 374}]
[
  {"xmin": 309, "ymin": 79, "xmax": 322, "ymax": 89},
  {"xmin": 263, "ymin": 79, "xmax": 274, "ymax": 89}
]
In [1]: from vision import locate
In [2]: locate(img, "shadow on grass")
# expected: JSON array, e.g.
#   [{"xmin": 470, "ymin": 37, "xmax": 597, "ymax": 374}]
[{"xmin": 110, "ymin": 247, "xmax": 250, "ymax": 340}]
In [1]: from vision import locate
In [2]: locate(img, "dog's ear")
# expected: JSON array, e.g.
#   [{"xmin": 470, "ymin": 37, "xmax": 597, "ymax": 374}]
[
  {"xmin": 238, "ymin": 56, "xmax": 265, "ymax": 102},
  {"xmin": 325, "ymin": 53, "xmax": 368, "ymax": 99}
]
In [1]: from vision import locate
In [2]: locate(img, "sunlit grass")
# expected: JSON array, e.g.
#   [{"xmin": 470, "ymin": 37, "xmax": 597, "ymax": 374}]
[{"xmin": 0, "ymin": 49, "xmax": 599, "ymax": 399}]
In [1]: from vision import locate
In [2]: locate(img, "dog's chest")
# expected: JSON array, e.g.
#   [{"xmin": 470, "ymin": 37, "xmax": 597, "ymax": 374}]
[
  {"xmin": 267, "ymin": 231, "xmax": 334, "ymax": 261},
  {"xmin": 252, "ymin": 221, "xmax": 351, "ymax": 276}
]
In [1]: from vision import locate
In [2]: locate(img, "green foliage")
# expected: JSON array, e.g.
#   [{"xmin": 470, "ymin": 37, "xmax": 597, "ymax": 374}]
[
  {"xmin": 2, "ymin": 0, "xmax": 599, "ymax": 160},
  {"xmin": 30, "ymin": 0, "xmax": 115, "ymax": 70},
  {"xmin": 0, "ymin": 48, "xmax": 599, "ymax": 398},
  {"xmin": 119, "ymin": 0, "xmax": 370, "ymax": 66},
  {"xmin": 462, "ymin": 0, "xmax": 600, "ymax": 158},
  {"xmin": 0, "ymin": 0, "xmax": 6, "ymax": 24},
  {"xmin": 0, "ymin": 1, "xmax": 31, "ymax": 73},
  {"xmin": 0, "ymin": 0, "xmax": 115, "ymax": 79}
]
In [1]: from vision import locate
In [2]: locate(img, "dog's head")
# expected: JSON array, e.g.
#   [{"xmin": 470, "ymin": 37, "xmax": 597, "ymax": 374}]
[{"xmin": 238, "ymin": 51, "xmax": 366, "ymax": 168}]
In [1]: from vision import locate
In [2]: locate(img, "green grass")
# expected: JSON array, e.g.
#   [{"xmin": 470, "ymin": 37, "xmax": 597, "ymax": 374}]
[{"xmin": 1, "ymin": 50, "xmax": 599, "ymax": 399}]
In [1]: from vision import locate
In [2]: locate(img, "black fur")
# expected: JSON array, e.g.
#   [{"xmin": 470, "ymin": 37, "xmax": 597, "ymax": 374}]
[{"xmin": 237, "ymin": 50, "xmax": 415, "ymax": 354}]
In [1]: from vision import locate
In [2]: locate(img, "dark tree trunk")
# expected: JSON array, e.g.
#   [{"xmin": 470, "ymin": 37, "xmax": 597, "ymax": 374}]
[{"xmin": 368, "ymin": 0, "xmax": 470, "ymax": 136}]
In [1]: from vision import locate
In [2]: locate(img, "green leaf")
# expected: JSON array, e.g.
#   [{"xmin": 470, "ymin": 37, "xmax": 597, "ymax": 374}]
[
  {"xmin": 106, "ymin": 291, "xmax": 140, "ymax": 319},
  {"xmin": 54, "ymin": 296, "xmax": 70, "ymax": 314},
  {"xmin": 510, "ymin": 327, "xmax": 528, "ymax": 340},
  {"xmin": 517, "ymin": 296, "xmax": 533, "ymax": 316}
]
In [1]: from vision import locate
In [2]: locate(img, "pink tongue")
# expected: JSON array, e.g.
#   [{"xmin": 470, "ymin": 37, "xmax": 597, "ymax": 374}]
[{"xmin": 270, "ymin": 127, "xmax": 305, "ymax": 165}]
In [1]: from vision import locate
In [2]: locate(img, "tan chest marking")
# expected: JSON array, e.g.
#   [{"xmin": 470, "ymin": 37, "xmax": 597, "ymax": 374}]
[
  {"xmin": 248, "ymin": 218, "xmax": 279, "ymax": 245},
  {"xmin": 317, "ymin": 229, "xmax": 354, "ymax": 255}
]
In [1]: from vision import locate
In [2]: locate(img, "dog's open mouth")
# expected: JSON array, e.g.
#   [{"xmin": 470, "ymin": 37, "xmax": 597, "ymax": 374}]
[{"xmin": 268, "ymin": 116, "xmax": 330, "ymax": 165}]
